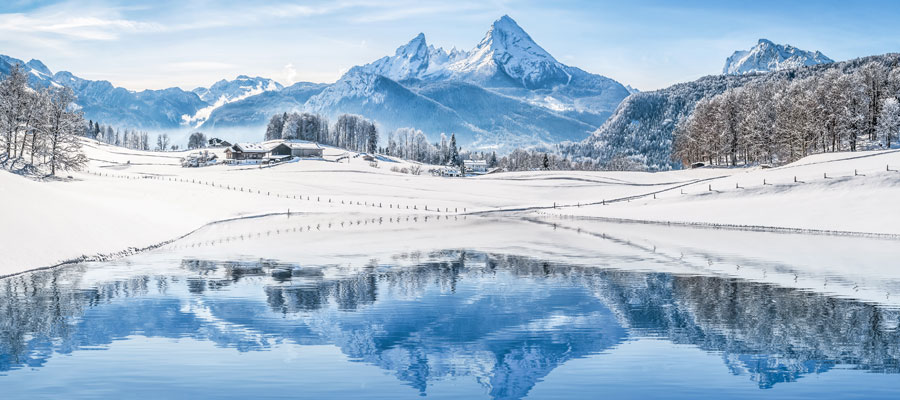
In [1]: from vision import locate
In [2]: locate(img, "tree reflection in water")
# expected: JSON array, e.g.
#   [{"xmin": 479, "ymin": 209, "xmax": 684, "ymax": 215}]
[{"xmin": 1, "ymin": 251, "xmax": 899, "ymax": 398}]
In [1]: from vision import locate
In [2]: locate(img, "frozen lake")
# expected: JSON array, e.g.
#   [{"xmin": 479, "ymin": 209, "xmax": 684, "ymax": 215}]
[{"xmin": 2, "ymin": 215, "xmax": 899, "ymax": 399}]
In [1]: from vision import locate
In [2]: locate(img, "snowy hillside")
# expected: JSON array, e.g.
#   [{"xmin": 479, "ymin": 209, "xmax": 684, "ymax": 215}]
[
  {"xmin": 724, "ymin": 39, "xmax": 833, "ymax": 75},
  {"xmin": 3, "ymin": 137, "xmax": 900, "ymax": 278}
]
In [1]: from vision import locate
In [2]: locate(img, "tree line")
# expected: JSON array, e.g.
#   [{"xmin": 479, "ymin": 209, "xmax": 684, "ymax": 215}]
[
  {"xmin": 265, "ymin": 112, "xmax": 378, "ymax": 153},
  {"xmin": 1, "ymin": 65, "xmax": 86, "ymax": 175},
  {"xmin": 673, "ymin": 61, "xmax": 900, "ymax": 166},
  {"xmin": 83, "ymin": 120, "xmax": 151, "ymax": 151},
  {"xmin": 264, "ymin": 110, "xmax": 611, "ymax": 172}
]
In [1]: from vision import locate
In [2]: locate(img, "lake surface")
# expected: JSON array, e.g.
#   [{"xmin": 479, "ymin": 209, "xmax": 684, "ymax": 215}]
[{"xmin": 2, "ymin": 216, "xmax": 900, "ymax": 399}]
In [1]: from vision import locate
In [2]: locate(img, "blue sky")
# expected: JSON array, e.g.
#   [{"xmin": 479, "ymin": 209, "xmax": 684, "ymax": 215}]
[{"xmin": 1, "ymin": 0, "xmax": 898, "ymax": 91}]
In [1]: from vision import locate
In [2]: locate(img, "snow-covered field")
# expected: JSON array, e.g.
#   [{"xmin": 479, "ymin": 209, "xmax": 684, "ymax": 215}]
[{"xmin": 2, "ymin": 138, "xmax": 899, "ymax": 277}]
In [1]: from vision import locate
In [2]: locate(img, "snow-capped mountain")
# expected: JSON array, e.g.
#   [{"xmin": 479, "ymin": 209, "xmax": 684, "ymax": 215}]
[
  {"xmin": 198, "ymin": 82, "xmax": 327, "ymax": 130},
  {"xmin": 723, "ymin": 39, "xmax": 833, "ymax": 75},
  {"xmin": 291, "ymin": 15, "xmax": 630, "ymax": 148},
  {"xmin": 356, "ymin": 33, "xmax": 468, "ymax": 81},
  {"xmin": 0, "ymin": 15, "xmax": 632, "ymax": 150},
  {"xmin": 193, "ymin": 75, "xmax": 283, "ymax": 104},
  {"xmin": 185, "ymin": 75, "xmax": 283, "ymax": 127},
  {"xmin": 1, "ymin": 54, "xmax": 207, "ymax": 129},
  {"xmin": 440, "ymin": 15, "xmax": 572, "ymax": 89}
]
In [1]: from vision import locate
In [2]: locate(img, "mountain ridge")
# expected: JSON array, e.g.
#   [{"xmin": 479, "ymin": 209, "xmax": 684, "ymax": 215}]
[
  {"xmin": 724, "ymin": 39, "xmax": 833, "ymax": 75},
  {"xmin": 0, "ymin": 15, "xmax": 630, "ymax": 150}
]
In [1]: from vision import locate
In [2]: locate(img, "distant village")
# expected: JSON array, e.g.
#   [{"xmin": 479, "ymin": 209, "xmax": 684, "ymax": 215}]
[{"xmin": 181, "ymin": 137, "xmax": 490, "ymax": 176}]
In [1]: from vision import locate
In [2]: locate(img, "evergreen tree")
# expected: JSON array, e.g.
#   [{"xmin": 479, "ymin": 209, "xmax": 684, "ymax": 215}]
[
  {"xmin": 448, "ymin": 133, "xmax": 459, "ymax": 166},
  {"xmin": 366, "ymin": 124, "xmax": 378, "ymax": 154}
]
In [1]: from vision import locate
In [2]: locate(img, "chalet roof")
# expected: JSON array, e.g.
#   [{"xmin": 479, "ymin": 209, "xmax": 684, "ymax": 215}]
[
  {"xmin": 283, "ymin": 141, "xmax": 323, "ymax": 150},
  {"xmin": 231, "ymin": 142, "xmax": 281, "ymax": 153}
]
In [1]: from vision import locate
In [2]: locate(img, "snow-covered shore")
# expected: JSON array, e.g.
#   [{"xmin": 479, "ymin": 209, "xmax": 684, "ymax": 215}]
[{"xmin": 2, "ymin": 138, "xmax": 899, "ymax": 277}]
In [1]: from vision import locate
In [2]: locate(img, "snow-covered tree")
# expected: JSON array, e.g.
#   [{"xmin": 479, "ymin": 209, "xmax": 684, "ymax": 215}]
[
  {"xmin": 44, "ymin": 87, "xmax": 87, "ymax": 175},
  {"xmin": 0, "ymin": 64, "xmax": 29, "ymax": 160},
  {"xmin": 265, "ymin": 113, "xmax": 285, "ymax": 140},
  {"xmin": 366, "ymin": 123, "xmax": 378, "ymax": 154},
  {"xmin": 156, "ymin": 133, "xmax": 170, "ymax": 151},
  {"xmin": 448, "ymin": 133, "xmax": 459, "ymax": 166},
  {"xmin": 877, "ymin": 97, "xmax": 900, "ymax": 148},
  {"xmin": 188, "ymin": 132, "xmax": 207, "ymax": 149}
]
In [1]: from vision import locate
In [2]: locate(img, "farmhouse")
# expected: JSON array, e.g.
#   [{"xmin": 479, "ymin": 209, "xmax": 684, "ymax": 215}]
[
  {"xmin": 464, "ymin": 159, "xmax": 488, "ymax": 174},
  {"xmin": 225, "ymin": 143, "xmax": 268, "ymax": 160},
  {"xmin": 224, "ymin": 140, "xmax": 324, "ymax": 162}
]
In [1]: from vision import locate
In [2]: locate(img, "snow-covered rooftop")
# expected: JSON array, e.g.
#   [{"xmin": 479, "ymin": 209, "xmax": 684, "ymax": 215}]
[
  {"xmin": 232, "ymin": 142, "xmax": 280, "ymax": 153},
  {"xmin": 284, "ymin": 141, "xmax": 322, "ymax": 150}
]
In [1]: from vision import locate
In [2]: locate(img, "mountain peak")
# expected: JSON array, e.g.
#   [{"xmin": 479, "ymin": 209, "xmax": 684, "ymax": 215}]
[
  {"xmin": 395, "ymin": 33, "xmax": 428, "ymax": 57},
  {"xmin": 482, "ymin": 15, "xmax": 549, "ymax": 58},
  {"xmin": 724, "ymin": 39, "xmax": 833, "ymax": 75},
  {"xmin": 354, "ymin": 32, "xmax": 442, "ymax": 81},
  {"xmin": 491, "ymin": 15, "xmax": 522, "ymax": 33},
  {"xmin": 25, "ymin": 59, "xmax": 52, "ymax": 76},
  {"xmin": 446, "ymin": 15, "xmax": 568, "ymax": 89}
]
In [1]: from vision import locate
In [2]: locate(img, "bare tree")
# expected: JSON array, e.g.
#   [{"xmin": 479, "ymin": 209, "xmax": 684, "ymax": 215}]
[
  {"xmin": 44, "ymin": 87, "xmax": 87, "ymax": 175},
  {"xmin": 156, "ymin": 133, "xmax": 170, "ymax": 151}
]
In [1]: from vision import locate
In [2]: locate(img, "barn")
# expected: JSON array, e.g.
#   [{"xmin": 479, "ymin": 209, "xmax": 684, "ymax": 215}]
[{"xmin": 285, "ymin": 141, "xmax": 324, "ymax": 158}]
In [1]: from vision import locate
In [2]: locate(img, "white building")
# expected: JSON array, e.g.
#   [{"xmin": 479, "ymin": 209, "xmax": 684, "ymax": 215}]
[{"xmin": 464, "ymin": 160, "xmax": 488, "ymax": 174}]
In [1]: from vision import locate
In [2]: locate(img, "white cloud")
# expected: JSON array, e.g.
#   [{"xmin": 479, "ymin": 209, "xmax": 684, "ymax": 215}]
[
  {"xmin": 282, "ymin": 63, "xmax": 297, "ymax": 85},
  {"xmin": 0, "ymin": 11, "xmax": 161, "ymax": 41}
]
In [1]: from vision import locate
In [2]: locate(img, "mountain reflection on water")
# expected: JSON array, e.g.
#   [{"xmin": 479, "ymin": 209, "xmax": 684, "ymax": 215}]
[{"xmin": 1, "ymin": 251, "xmax": 899, "ymax": 399}]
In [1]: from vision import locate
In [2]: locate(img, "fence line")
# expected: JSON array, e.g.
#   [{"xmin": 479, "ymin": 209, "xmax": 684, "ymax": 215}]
[{"xmin": 83, "ymin": 169, "xmax": 463, "ymax": 214}]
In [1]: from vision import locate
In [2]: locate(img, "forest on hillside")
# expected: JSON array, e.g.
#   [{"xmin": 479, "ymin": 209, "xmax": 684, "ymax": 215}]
[
  {"xmin": 672, "ymin": 62, "xmax": 900, "ymax": 166},
  {"xmin": 565, "ymin": 54, "xmax": 900, "ymax": 170}
]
